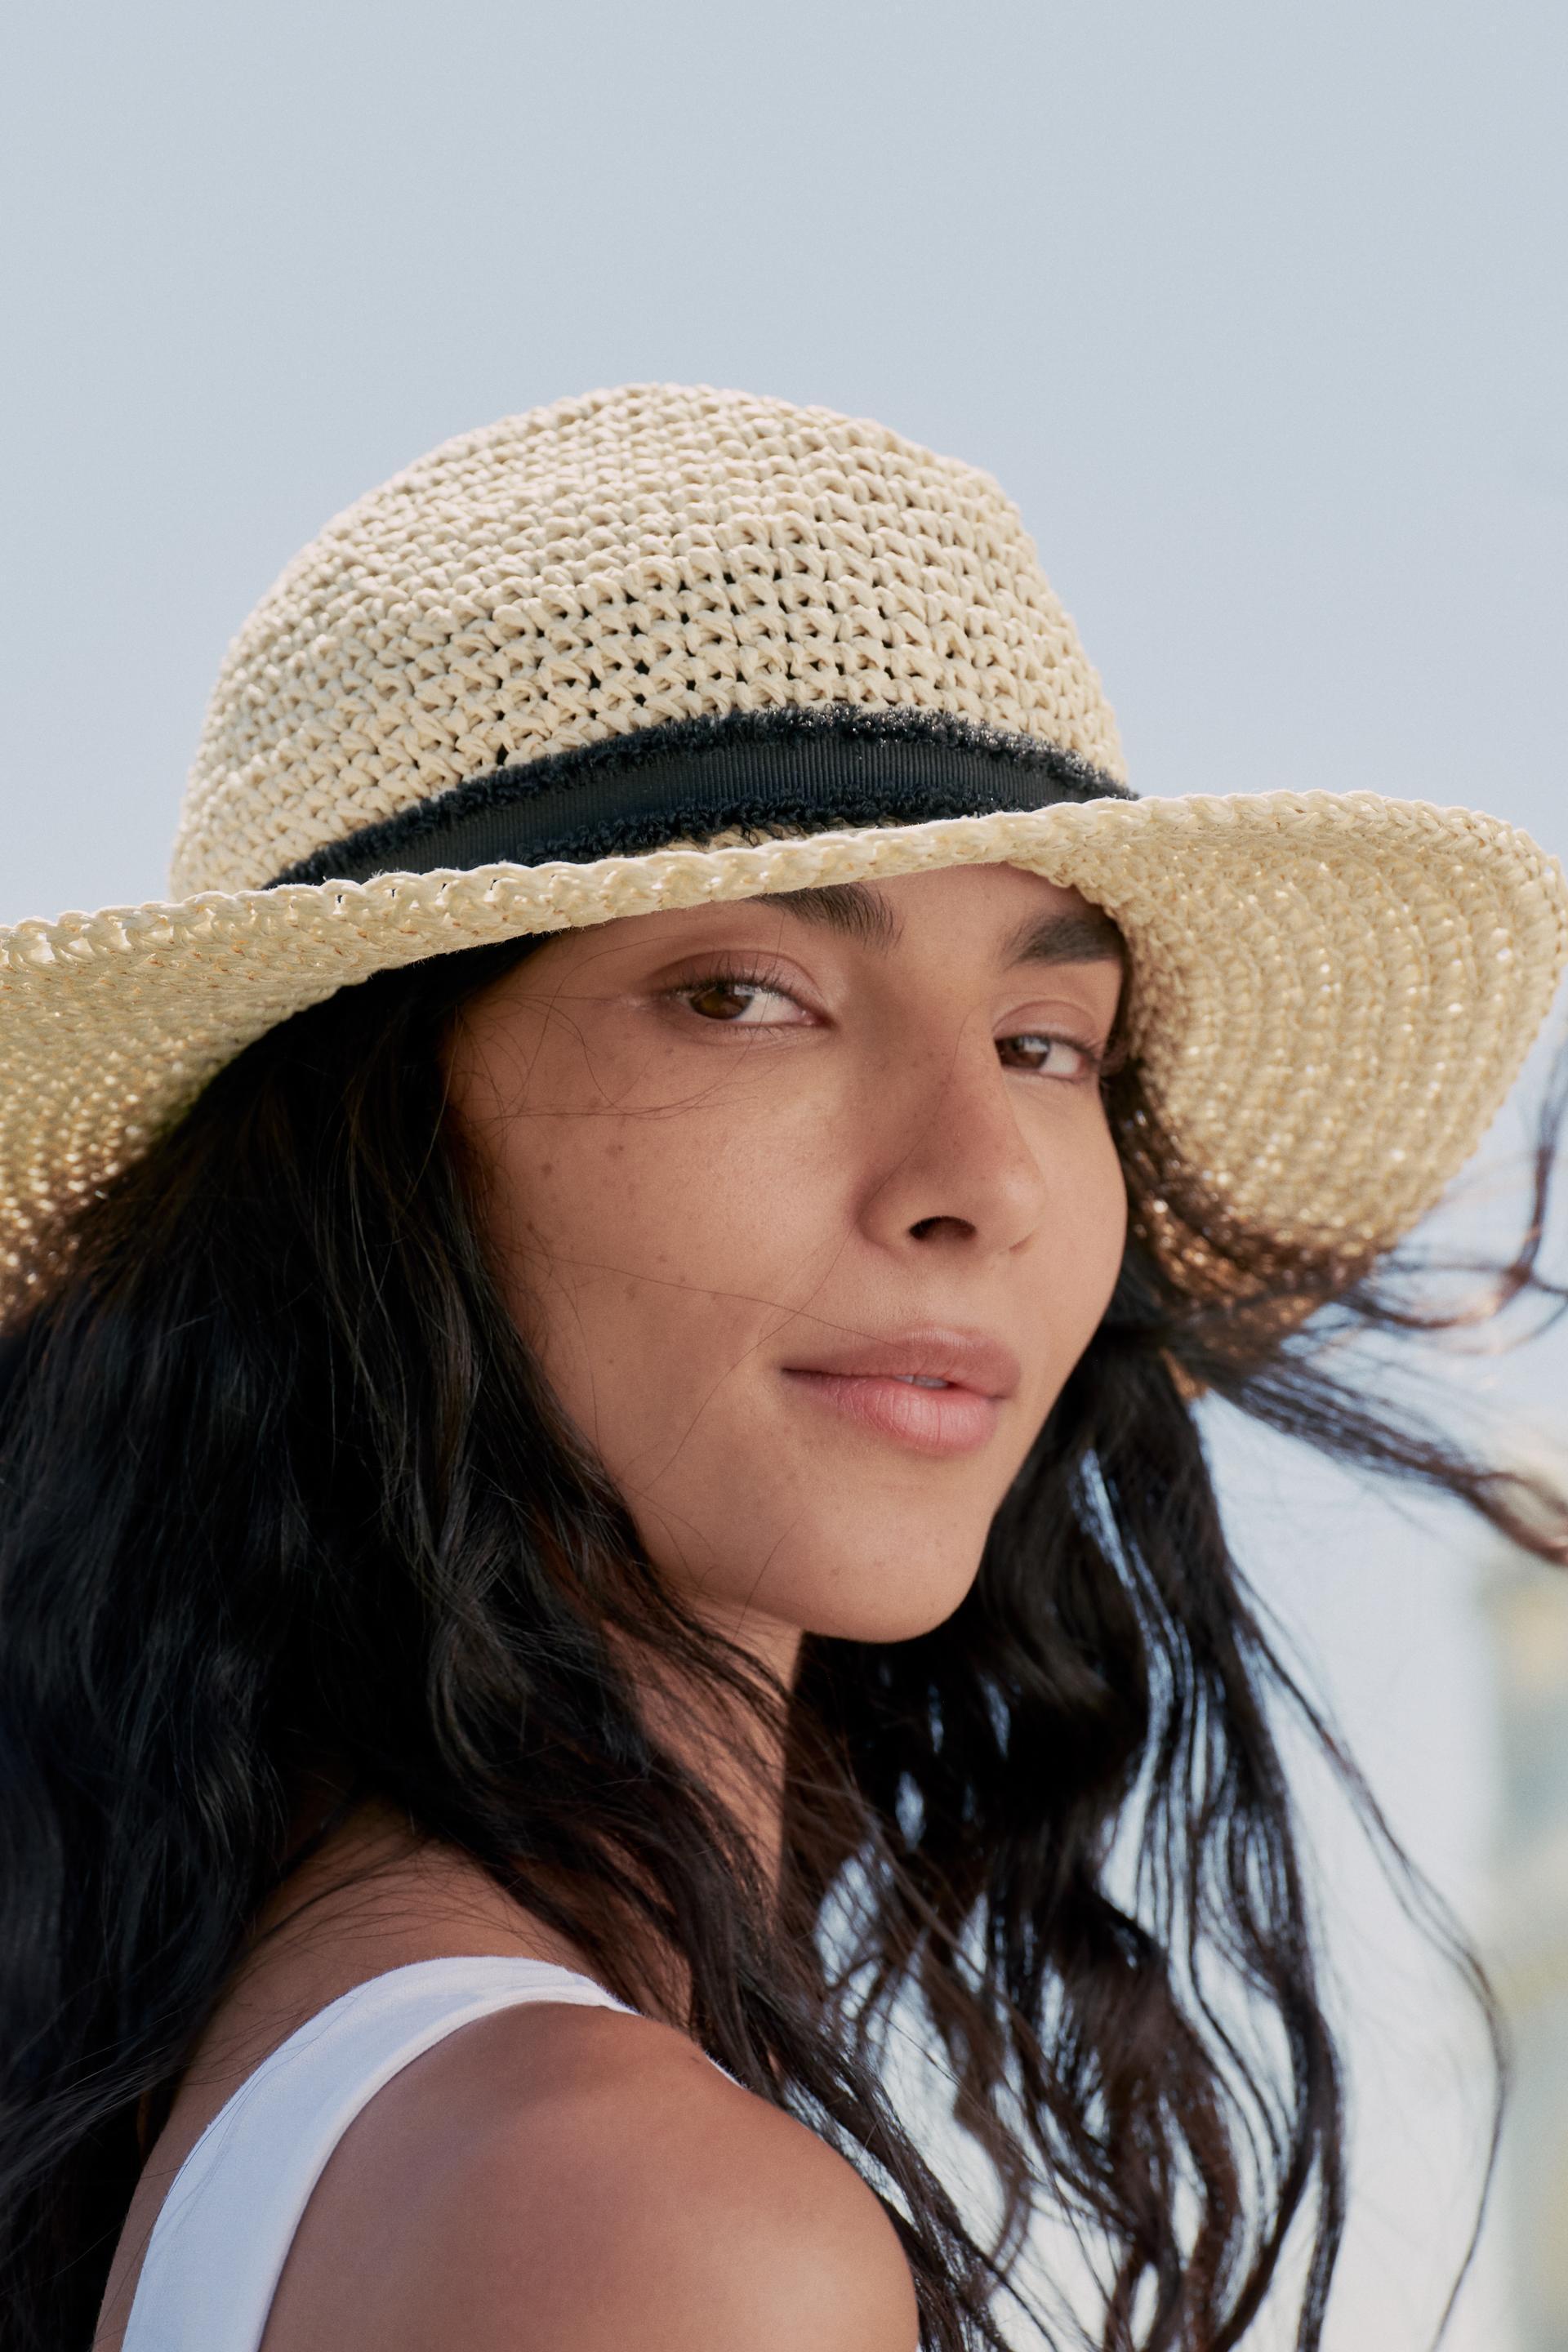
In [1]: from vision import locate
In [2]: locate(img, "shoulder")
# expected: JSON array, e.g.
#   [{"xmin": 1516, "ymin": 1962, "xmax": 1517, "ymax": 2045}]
[{"xmin": 265, "ymin": 1998, "xmax": 921, "ymax": 2352}]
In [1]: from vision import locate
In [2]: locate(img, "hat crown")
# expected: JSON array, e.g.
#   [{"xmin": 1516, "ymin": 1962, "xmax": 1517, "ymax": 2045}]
[{"xmin": 172, "ymin": 384, "xmax": 1125, "ymax": 897}]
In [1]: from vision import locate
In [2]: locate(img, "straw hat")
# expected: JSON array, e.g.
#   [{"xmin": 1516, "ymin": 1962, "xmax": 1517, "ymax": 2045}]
[{"xmin": 2, "ymin": 382, "xmax": 1564, "ymax": 1316}]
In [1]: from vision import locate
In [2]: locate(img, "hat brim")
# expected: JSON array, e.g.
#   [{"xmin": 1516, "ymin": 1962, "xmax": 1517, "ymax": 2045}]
[{"xmin": 2, "ymin": 790, "xmax": 1564, "ymax": 1313}]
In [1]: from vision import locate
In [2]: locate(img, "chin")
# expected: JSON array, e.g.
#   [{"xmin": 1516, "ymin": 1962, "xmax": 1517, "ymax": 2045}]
[
  {"xmin": 802, "ymin": 1592, "xmax": 973, "ymax": 1647},
  {"xmin": 637, "ymin": 1486, "xmax": 999, "ymax": 1653},
  {"xmin": 772, "ymin": 1527, "xmax": 988, "ymax": 1648}
]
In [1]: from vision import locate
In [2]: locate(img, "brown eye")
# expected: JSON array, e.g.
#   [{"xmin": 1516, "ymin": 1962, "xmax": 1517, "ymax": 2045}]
[
  {"xmin": 687, "ymin": 980, "xmax": 764, "ymax": 1022},
  {"xmin": 678, "ymin": 976, "xmax": 804, "ymax": 1026},
  {"xmin": 998, "ymin": 1032, "xmax": 1098, "ymax": 1079}
]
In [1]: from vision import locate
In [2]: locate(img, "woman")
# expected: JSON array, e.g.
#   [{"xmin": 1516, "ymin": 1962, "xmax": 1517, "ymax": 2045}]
[{"xmin": 0, "ymin": 383, "xmax": 1564, "ymax": 2351}]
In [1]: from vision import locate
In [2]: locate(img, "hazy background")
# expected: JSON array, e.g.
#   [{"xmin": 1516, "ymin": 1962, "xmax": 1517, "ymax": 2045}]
[{"xmin": 3, "ymin": 2, "xmax": 1565, "ymax": 2342}]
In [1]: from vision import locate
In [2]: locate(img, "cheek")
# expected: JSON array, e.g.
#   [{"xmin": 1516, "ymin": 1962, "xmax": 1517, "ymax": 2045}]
[
  {"xmin": 1008, "ymin": 1118, "xmax": 1128, "ymax": 1431},
  {"xmin": 1060, "ymin": 1125, "xmax": 1129, "ymax": 1337},
  {"xmin": 480, "ymin": 1096, "xmax": 836, "ymax": 1437}
]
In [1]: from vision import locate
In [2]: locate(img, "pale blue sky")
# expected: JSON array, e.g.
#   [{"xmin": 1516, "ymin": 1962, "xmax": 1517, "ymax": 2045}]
[{"xmin": 3, "ymin": 3, "xmax": 1565, "ymax": 2341}]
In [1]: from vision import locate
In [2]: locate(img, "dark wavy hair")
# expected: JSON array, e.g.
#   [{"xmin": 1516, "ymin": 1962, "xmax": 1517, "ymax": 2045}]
[{"xmin": 0, "ymin": 927, "xmax": 1563, "ymax": 2352}]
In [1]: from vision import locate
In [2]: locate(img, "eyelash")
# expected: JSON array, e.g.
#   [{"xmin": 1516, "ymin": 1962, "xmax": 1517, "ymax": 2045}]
[{"xmin": 662, "ymin": 960, "xmax": 1111, "ymax": 1081}]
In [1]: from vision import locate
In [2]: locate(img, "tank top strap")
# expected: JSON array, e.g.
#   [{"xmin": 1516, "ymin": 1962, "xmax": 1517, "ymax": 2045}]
[{"xmin": 123, "ymin": 1955, "xmax": 638, "ymax": 2352}]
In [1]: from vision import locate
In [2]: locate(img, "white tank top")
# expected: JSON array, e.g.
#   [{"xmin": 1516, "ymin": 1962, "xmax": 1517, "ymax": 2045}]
[{"xmin": 122, "ymin": 1956, "xmax": 637, "ymax": 2352}]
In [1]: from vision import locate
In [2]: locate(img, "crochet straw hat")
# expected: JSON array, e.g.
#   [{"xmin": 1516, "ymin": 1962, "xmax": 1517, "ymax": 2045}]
[{"xmin": 2, "ymin": 381, "xmax": 1565, "ymax": 1316}]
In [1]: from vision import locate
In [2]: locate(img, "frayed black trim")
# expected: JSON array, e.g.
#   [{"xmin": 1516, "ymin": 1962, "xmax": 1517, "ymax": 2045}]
[
  {"xmin": 270, "ymin": 702, "xmax": 1133, "ymax": 889},
  {"xmin": 464, "ymin": 785, "xmax": 1042, "ymax": 875}
]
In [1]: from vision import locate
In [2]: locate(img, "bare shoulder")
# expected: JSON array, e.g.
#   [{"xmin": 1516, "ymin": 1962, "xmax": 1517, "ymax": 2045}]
[{"xmin": 262, "ymin": 2000, "xmax": 921, "ymax": 2352}]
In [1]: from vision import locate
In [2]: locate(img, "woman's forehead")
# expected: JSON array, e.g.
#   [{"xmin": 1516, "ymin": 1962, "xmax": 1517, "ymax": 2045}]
[{"xmin": 581, "ymin": 866, "xmax": 1125, "ymax": 965}]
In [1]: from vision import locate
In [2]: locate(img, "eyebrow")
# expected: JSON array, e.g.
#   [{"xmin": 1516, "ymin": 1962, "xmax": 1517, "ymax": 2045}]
[
  {"xmin": 766, "ymin": 880, "xmax": 1125, "ymax": 969},
  {"xmin": 998, "ymin": 905, "xmax": 1125, "ymax": 970},
  {"xmin": 767, "ymin": 881, "xmax": 901, "ymax": 949}
]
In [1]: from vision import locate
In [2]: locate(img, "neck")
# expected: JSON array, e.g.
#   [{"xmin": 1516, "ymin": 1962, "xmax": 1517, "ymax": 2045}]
[
  {"xmin": 246, "ymin": 1610, "xmax": 803, "ymax": 2040},
  {"xmin": 630, "ymin": 1605, "xmax": 802, "ymax": 1902}
]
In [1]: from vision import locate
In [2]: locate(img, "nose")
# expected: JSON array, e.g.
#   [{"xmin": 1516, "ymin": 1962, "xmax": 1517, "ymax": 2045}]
[{"xmin": 858, "ymin": 1016, "xmax": 1054, "ymax": 1258}]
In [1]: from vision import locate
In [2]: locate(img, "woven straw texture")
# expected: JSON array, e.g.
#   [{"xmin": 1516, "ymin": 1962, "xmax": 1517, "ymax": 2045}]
[
  {"xmin": 2, "ymin": 384, "xmax": 1565, "ymax": 1317},
  {"xmin": 174, "ymin": 384, "xmax": 1124, "ymax": 898}
]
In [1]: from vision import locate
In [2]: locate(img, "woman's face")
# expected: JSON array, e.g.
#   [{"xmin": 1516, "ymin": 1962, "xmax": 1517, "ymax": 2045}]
[{"xmin": 447, "ymin": 863, "xmax": 1127, "ymax": 1660}]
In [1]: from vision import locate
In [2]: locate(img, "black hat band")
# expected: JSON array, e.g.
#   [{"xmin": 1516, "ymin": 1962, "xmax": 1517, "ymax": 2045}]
[{"xmin": 270, "ymin": 705, "xmax": 1134, "ymax": 889}]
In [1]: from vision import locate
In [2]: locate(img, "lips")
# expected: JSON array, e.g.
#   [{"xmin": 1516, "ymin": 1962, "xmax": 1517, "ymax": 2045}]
[
  {"xmin": 779, "ymin": 1327, "xmax": 1020, "ymax": 1400},
  {"xmin": 777, "ymin": 1328, "xmax": 1019, "ymax": 1459}
]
